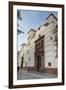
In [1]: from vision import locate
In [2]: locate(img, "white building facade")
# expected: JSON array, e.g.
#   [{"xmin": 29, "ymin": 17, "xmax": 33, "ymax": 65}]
[{"xmin": 18, "ymin": 14, "xmax": 58, "ymax": 75}]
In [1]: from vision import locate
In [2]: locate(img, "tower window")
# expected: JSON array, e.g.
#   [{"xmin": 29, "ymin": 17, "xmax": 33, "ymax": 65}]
[
  {"xmin": 50, "ymin": 37, "xmax": 52, "ymax": 40},
  {"xmin": 48, "ymin": 62, "xmax": 51, "ymax": 66}
]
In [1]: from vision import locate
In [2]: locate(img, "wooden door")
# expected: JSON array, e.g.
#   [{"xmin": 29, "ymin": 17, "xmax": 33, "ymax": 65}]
[{"xmin": 37, "ymin": 55, "xmax": 41, "ymax": 72}]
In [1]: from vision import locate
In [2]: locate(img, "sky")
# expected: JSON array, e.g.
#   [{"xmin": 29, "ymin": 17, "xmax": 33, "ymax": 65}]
[{"xmin": 17, "ymin": 10, "xmax": 58, "ymax": 48}]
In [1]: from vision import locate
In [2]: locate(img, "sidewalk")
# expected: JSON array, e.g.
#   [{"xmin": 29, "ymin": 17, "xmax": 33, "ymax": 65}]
[{"xmin": 17, "ymin": 69, "xmax": 57, "ymax": 80}]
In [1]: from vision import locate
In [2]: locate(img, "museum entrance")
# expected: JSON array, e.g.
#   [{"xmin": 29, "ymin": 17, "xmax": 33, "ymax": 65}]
[{"xmin": 37, "ymin": 55, "xmax": 41, "ymax": 72}]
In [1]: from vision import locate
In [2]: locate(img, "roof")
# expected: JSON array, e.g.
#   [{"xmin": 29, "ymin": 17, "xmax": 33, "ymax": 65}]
[
  {"xmin": 46, "ymin": 13, "xmax": 57, "ymax": 21},
  {"xmin": 28, "ymin": 28, "xmax": 36, "ymax": 33}
]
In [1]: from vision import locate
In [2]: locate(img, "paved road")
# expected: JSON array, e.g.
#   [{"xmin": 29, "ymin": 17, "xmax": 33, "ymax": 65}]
[{"xmin": 17, "ymin": 69, "xmax": 57, "ymax": 80}]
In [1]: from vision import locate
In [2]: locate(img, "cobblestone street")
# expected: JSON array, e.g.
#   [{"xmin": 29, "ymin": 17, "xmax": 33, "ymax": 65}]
[{"xmin": 17, "ymin": 69, "xmax": 57, "ymax": 80}]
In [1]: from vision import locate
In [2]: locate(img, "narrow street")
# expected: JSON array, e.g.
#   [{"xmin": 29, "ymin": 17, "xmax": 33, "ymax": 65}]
[{"xmin": 17, "ymin": 69, "xmax": 57, "ymax": 80}]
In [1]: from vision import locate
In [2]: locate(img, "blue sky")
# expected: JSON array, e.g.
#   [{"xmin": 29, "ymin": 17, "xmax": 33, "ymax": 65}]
[{"xmin": 17, "ymin": 10, "xmax": 58, "ymax": 47}]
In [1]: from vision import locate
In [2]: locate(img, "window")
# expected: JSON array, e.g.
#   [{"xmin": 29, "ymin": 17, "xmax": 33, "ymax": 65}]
[
  {"xmin": 21, "ymin": 56, "xmax": 24, "ymax": 60},
  {"xmin": 36, "ymin": 44, "xmax": 37, "ymax": 48},
  {"xmin": 38, "ymin": 43, "xmax": 40, "ymax": 48},
  {"xmin": 48, "ymin": 62, "xmax": 51, "ymax": 66},
  {"xmin": 41, "ymin": 40, "xmax": 43, "ymax": 47},
  {"xmin": 50, "ymin": 36, "xmax": 52, "ymax": 40}
]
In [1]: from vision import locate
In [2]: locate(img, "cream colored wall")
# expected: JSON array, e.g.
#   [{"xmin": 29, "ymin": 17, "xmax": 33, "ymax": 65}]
[
  {"xmin": 21, "ymin": 45, "xmax": 30, "ymax": 67},
  {"xmin": 47, "ymin": 15, "xmax": 57, "ymax": 24},
  {"xmin": 28, "ymin": 22, "xmax": 57, "ymax": 68},
  {"xmin": 19, "ymin": 43, "xmax": 35, "ymax": 67},
  {"xmin": 30, "ymin": 22, "xmax": 57, "ymax": 69},
  {"xmin": 18, "ymin": 16, "xmax": 58, "ymax": 69},
  {"xmin": 44, "ymin": 24, "xmax": 58, "ymax": 68},
  {"xmin": 27, "ymin": 43, "xmax": 35, "ymax": 67},
  {"xmin": 28, "ymin": 30, "xmax": 36, "ymax": 44}
]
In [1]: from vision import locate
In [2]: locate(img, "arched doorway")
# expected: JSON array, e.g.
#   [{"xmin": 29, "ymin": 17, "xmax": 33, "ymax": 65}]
[{"xmin": 37, "ymin": 55, "xmax": 41, "ymax": 72}]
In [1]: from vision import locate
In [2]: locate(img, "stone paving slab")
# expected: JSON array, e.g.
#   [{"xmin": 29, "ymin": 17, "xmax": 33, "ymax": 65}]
[{"xmin": 17, "ymin": 69, "xmax": 57, "ymax": 80}]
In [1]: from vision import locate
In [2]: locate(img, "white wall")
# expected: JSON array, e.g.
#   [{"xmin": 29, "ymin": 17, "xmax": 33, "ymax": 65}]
[
  {"xmin": 44, "ymin": 23, "xmax": 57, "ymax": 68},
  {"xmin": 0, "ymin": 0, "xmax": 66, "ymax": 90},
  {"xmin": 27, "ymin": 43, "xmax": 35, "ymax": 67}
]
